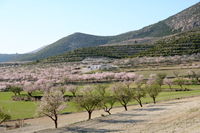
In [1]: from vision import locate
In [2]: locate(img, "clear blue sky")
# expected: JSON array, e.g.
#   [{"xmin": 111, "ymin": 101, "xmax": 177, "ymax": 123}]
[{"xmin": 0, "ymin": 0, "xmax": 199, "ymax": 54}]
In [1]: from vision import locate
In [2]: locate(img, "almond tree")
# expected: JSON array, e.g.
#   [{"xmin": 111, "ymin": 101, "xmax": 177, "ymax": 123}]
[
  {"xmin": 147, "ymin": 74, "xmax": 157, "ymax": 85},
  {"xmin": 40, "ymin": 82, "xmax": 54, "ymax": 93},
  {"xmin": 145, "ymin": 83, "xmax": 161, "ymax": 104},
  {"xmin": 163, "ymin": 78, "xmax": 174, "ymax": 91},
  {"xmin": 95, "ymin": 84, "xmax": 107, "ymax": 97},
  {"xmin": 173, "ymin": 71, "xmax": 179, "ymax": 78},
  {"xmin": 114, "ymin": 72, "xmax": 126, "ymax": 81},
  {"xmin": 133, "ymin": 75, "xmax": 146, "ymax": 107},
  {"xmin": 187, "ymin": 70, "xmax": 191, "ymax": 79},
  {"xmin": 179, "ymin": 64, "xmax": 184, "ymax": 69},
  {"xmin": 23, "ymin": 82, "xmax": 40, "ymax": 97},
  {"xmin": 123, "ymin": 80, "xmax": 133, "ymax": 88},
  {"xmin": 155, "ymin": 66, "xmax": 159, "ymax": 70},
  {"xmin": 191, "ymin": 70, "xmax": 200, "ymax": 82},
  {"xmin": 56, "ymin": 84, "xmax": 67, "ymax": 95},
  {"xmin": 174, "ymin": 78, "xmax": 185, "ymax": 89},
  {"xmin": 111, "ymin": 82, "xmax": 133, "ymax": 111},
  {"xmin": 99, "ymin": 96, "xmax": 116, "ymax": 115},
  {"xmin": 96, "ymin": 84, "xmax": 116, "ymax": 115},
  {"xmin": 9, "ymin": 86, "xmax": 21, "ymax": 96},
  {"xmin": 35, "ymin": 90, "xmax": 67, "ymax": 128},
  {"xmin": 0, "ymin": 107, "xmax": 11, "ymax": 124},
  {"xmin": 126, "ymin": 73, "xmax": 137, "ymax": 81},
  {"xmin": 103, "ymin": 72, "xmax": 115, "ymax": 81},
  {"xmin": 73, "ymin": 86, "xmax": 101, "ymax": 120},
  {"xmin": 67, "ymin": 84, "xmax": 78, "ymax": 97},
  {"xmin": 156, "ymin": 73, "xmax": 167, "ymax": 88}
]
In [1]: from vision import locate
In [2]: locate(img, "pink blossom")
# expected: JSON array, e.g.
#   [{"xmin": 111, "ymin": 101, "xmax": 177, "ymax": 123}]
[{"xmin": 35, "ymin": 90, "xmax": 67, "ymax": 128}]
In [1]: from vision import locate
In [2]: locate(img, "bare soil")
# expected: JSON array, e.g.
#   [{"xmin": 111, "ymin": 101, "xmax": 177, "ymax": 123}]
[{"xmin": 2, "ymin": 96, "xmax": 200, "ymax": 133}]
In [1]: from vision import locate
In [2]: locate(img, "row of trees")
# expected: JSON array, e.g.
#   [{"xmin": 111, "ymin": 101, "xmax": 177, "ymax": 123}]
[
  {"xmin": 8, "ymin": 69, "xmax": 195, "ymax": 99},
  {"xmin": 35, "ymin": 74, "xmax": 163, "ymax": 128}
]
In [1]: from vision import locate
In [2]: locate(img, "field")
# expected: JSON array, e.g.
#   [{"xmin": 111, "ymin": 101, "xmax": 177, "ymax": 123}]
[
  {"xmin": 1, "ymin": 56, "xmax": 200, "ymax": 132},
  {"xmin": 2, "ymin": 94, "xmax": 200, "ymax": 133},
  {"xmin": 1, "ymin": 84, "xmax": 200, "ymax": 120}
]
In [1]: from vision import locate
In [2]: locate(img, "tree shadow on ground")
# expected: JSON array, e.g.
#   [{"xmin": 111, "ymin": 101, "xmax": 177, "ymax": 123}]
[
  {"xmin": 165, "ymin": 101, "xmax": 189, "ymax": 105},
  {"xmin": 60, "ymin": 112, "xmax": 72, "ymax": 115},
  {"xmin": 146, "ymin": 104, "xmax": 171, "ymax": 107},
  {"xmin": 116, "ymin": 113, "xmax": 147, "ymax": 117},
  {"xmin": 133, "ymin": 107, "xmax": 166, "ymax": 112},
  {"xmin": 39, "ymin": 127, "xmax": 124, "ymax": 133},
  {"xmin": 97, "ymin": 119, "xmax": 144, "ymax": 124}
]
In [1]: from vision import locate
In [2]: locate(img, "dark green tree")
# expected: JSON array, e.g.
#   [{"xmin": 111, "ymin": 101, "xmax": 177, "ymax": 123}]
[
  {"xmin": 156, "ymin": 73, "xmax": 167, "ymax": 88},
  {"xmin": 111, "ymin": 82, "xmax": 133, "ymax": 111},
  {"xmin": 73, "ymin": 86, "xmax": 101, "ymax": 120},
  {"xmin": 0, "ymin": 107, "xmax": 11, "ymax": 124},
  {"xmin": 9, "ymin": 86, "xmax": 21, "ymax": 96},
  {"xmin": 145, "ymin": 83, "xmax": 161, "ymax": 104}
]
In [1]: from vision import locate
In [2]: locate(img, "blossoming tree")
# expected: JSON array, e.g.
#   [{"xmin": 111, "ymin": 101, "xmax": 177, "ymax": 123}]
[{"xmin": 35, "ymin": 90, "xmax": 67, "ymax": 128}]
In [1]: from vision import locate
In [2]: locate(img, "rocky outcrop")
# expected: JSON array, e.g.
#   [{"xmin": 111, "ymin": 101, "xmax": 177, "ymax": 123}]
[{"xmin": 165, "ymin": 2, "xmax": 200, "ymax": 31}]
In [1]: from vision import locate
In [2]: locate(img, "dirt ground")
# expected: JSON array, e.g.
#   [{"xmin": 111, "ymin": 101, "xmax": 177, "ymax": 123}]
[{"xmin": 2, "ymin": 96, "xmax": 200, "ymax": 133}]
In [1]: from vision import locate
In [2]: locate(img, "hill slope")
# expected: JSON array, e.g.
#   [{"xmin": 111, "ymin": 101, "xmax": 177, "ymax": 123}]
[
  {"xmin": 134, "ymin": 28, "xmax": 200, "ymax": 57},
  {"xmin": 34, "ymin": 26, "xmax": 200, "ymax": 64},
  {"xmin": 26, "ymin": 44, "xmax": 49, "ymax": 54},
  {"xmin": 8, "ymin": 33, "xmax": 114, "ymax": 61},
  {"xmin": 9, "ymin": 2, "xmax": 200, "ymax": 62},
  {"xmin": 0, "ymin": 54, "xmax": 17, "ymax": 63}
]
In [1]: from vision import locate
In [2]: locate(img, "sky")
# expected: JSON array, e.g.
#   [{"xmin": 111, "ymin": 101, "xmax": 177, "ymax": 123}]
[{"xmin": 0, "ymin": 0, "xmax": 199, "ymax": 54}]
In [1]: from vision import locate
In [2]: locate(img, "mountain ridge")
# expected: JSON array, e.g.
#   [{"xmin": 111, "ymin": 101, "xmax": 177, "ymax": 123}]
[{"xmin": 7, "ymin": 2, "xmax": 200, "ymax": 62}]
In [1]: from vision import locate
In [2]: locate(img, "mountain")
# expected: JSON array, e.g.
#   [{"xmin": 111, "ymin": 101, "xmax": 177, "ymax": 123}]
[
  {"xmin": 33, "ymin": 24, "xmax": 200, "ymax": 64},
  {"xmin": 165, "ymin": 2, "xmax": 200, "ymax": 31},
  {"xmin": 26, "ymin": 44, "xmax": 49, "ymax": 54},
  {"xmin": 8, "ymin": 2, "xmax": 200, "ymax": 62},
  {"xmin": 0, "ymin": 54, "xmax": 17, "ymax": 63},
  {"xmin": 8, "ymin": 33, "xmax": 114, "ymax": 61}
]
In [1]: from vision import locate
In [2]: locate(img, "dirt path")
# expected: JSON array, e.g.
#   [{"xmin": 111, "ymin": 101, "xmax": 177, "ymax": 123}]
[{"xmin": 2, "ymin": 96, "xmax": 200, "ymax": 133}]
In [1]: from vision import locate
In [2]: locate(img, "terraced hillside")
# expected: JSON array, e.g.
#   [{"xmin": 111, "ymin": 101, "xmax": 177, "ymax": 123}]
[
  {"xmin": 38, "ymin": 44, "xmax": 154, "ymax": 63},
  {"xmin": 135, "ymin": 29, "xmax": 200, "ymax": 57}
]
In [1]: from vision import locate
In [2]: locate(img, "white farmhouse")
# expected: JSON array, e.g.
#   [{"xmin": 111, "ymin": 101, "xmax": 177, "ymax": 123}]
[{"xmin": 87, "ymin": 64, "xmax": 113, "ymax": 70}]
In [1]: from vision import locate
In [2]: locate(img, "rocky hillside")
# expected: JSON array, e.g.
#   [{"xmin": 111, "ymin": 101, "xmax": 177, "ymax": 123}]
[
  {"xmin": 8, "ymin": 2, "xmax": 200, "ymax": 62},
  {"xmin": 165, "ymin": 2, "xmax": 200, "ymax": 31}
]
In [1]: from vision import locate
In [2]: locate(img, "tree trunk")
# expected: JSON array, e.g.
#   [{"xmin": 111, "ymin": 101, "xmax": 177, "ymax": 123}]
[
  {"xmin": 72, "ymin": 93, "xmax": 76, "ymax": 97},
  {"xmin": 0, "ymin": 117, "xmax": 7, "ymax": 125},
  {"xmin": 54, "ymin": 114, "xmax": 58, "ymax": 128},
  {"xmin": 123, "ymin": 105, "xmax": 127, "ymax": 111},
  {"xmin": 54, "ymin": 120, "xmax": 58, "ymax": 128},
  {"xmin": 169, "ymin": 85, "xmax": 172, "ymax": 91},
  {"xmin": 139, "ymin": 101, "xmax": 143, "ymax": 107},
  {"xmin": 180, "ymin": 85, "xmax": 183, "ymax": 89},
  {"xmin": 153, "ymin": 96, "xmax": 156, "ymax": 104},
  {"xmin": 28, "ymin": 93, "xmax": 32, "ymax": 97},
  {"xmin": 106, "ymin": 111, "xmax": 111, "ymax": 115},
  {"xmin": 88, "ymin": 111, "xmax": 92, "ymax": 120}
]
